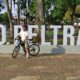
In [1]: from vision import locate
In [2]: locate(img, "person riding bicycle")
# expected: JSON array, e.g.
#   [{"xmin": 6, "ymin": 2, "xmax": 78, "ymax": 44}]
[{"xmin": 16, "ymin": 24, "xmax": 29, "ymax": 58}]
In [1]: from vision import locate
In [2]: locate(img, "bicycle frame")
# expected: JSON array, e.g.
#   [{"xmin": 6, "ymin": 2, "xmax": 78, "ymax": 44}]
[
  {"xmin": 15, "ymin": 39, "xmax": 36, "ymax": 48},
  {"xmin": 12, "ymin": 38, "xmax": 40, "ymax": 57}
]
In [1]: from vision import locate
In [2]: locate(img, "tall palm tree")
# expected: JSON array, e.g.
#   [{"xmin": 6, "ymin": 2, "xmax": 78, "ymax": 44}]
[
  {"xmin": 35, "ymin": 0, "xmax": 43, "ymax": 26},
  {"xmin": 35, "ymin": 0, "xmax": 43, "ymax": 42},
  {"xmin": 6, "ymin": 0, "xmax": 13, "ymax": 37}
]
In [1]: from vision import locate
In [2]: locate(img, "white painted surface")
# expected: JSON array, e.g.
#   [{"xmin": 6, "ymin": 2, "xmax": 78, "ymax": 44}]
[{"xmin": 0, "ymin": 45, "xmax": 80, "ymax": 54}]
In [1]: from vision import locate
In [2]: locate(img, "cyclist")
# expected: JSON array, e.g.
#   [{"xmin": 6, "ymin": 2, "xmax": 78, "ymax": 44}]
[{"xmin": 16, "ymin": 24, "xmax": 29, "ymax": 58}]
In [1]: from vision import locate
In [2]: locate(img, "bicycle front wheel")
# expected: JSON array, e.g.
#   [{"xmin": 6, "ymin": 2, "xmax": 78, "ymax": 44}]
[
  {"xmin": 28, "ymin": 44, "xmax": 40, "ymax": 56},
  {"xmin": 12, "ymin": 46, "xmax": 20, "ymax": 58}
]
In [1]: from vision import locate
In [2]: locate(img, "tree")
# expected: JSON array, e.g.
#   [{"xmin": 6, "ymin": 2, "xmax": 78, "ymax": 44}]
[
  {"xmin": 2, "ymin": 12, "xmax": 9, "ymax": 26},
  {"xmin": 29, "ymin": 0, "xmax": 36, "ymax": 17},
  {"xmin": 14, "ymin": 0, "xmax": 32, "ymax": 25},
  {"xmin": 31, "ymin": 0, "xmax": 43, "ymax": 42},
  {"xmin": 13, "ymin": 0, "xmax": 21, "ymax": 25},
  {"xmin": 51, "ymin": 0, "xmax": 68, "ymax": 24},
  {"xmin": 12, "ymin": 0, "xmax": 80, "ymax": 26},
  {"xmin": 6, "ymin": 0, "xmax": 13, "ymax": 37},
  {"xmin": 66, "ymin": 0, "xmax": 80, "ymax": 24},
  {"xmin": 17, "ymin": 0, "xmax": 20, "ymax": 25}
]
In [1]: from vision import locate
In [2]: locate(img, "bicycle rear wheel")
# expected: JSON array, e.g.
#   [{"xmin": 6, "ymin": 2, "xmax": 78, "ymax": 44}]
[
  {"xmin": 28, "ymin": 44, "xmax": 40, "ymax": 56},
  {"xmin": 12, "ymin": 46, "xmax": 20, "ymax": 58}
]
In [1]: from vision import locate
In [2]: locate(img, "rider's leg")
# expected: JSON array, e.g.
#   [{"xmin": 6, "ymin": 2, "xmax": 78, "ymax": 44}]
[
  {"xmin": 23, "ymin": 48, "xmax": 26, "ymax": 55},
  {"xmin": 21, "ymin": 44, "xmax": 26, "ymax": 55},
  {"xmin": 25, "ymin": 40, "xmax": 29, "ymax": 58},
  {"xmin": 25, "ymin": 48, "xmax": 29, "ymax": 58}
]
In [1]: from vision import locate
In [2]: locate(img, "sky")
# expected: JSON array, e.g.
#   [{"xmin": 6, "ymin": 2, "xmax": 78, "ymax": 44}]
[
  {"xmin": 0, "ymin": 0, "xmax": 2, "ymax": 3},
  {"xmin": 0, "ymin": 0, "xmax": 18, "ymax": 17}
]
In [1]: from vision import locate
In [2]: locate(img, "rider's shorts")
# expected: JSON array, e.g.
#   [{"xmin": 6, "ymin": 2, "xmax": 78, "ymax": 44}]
[
  {"xmin": 24, "ymin": 40, "xmax": 28, "ymax": 48},
  {"xmin": 21, "ymin": 40, "xmax": 28, "ymax": 48}
]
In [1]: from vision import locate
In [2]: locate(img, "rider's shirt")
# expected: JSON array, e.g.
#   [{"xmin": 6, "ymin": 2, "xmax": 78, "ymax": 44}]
[{"xmin": 18, "ymin": 30, "xmax": 28, "ymax": 41}]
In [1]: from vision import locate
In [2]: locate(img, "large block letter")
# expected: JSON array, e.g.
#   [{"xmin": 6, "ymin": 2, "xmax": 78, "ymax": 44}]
[
  {"xmin": 41, "ymin": 25, "xmax": 51, "ymax": 45},
  {"xmin": 0, "ymin": 24, "xmax": 6, "ymax": 45},
  {"xmin": 50, "ymin": 25, "xmax": 61, "ymax": 46},
  {"xmin": 63, "ymin": 25, "xmax": 74, "ymax": 45},
  {"xmin": 14, "ymin": 25, "xmax": 22, "ymax": 39},
  {"xmin": 77, "ymin": 30, "xmax": 80, "ymax": 45},
  {"xmin": 28, "ymin": 25, "xmax": 38, "ymax": 39},
  {"xmin": 14, "ymin": 25, "xmax": 21, "ymax": 44}
]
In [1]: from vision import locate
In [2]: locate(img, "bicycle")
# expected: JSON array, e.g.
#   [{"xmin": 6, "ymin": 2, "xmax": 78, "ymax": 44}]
[{"xmin": 12, "ymin": 38, "xmax": 40, "ymax": 58}]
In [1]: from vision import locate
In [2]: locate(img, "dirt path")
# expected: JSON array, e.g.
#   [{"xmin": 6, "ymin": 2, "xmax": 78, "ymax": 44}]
[{"xmin": 0, "ymin": 54, "xmax": 80, "ymax": 80}]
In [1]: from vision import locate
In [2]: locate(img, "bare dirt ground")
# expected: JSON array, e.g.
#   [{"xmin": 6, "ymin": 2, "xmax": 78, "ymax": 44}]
[{"xmin": 0, "ymin": 54, "xmax": 80, "ymax": 80}]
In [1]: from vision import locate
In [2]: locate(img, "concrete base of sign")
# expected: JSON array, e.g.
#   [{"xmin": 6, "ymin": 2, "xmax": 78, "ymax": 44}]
[{"xmin": 0, "ymin": 45, "xmax": 80, "ymax": 54}]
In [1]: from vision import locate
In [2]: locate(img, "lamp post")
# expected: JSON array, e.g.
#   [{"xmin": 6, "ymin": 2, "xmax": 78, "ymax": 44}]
[
  {"xmin": 78, "ymin": 18, "xmax": 80, "ymax": 28},
  {"xmin": 61, "ymin": 20, "xmax": 64, "ymax": 30}
]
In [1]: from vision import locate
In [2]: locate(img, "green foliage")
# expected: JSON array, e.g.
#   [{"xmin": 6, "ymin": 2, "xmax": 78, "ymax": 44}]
[
  {"xmin": 76, "ymin": 0, "xmax": 80, "ymax": 4},
  {"xmin": 0, "ymin": 14, "xmax": 3, "ymax": 23},
  {"xmin": 51, "ymin": 0, "xmax": 80, "ymax": 24},
  {"xmin": 2, "ymin": 12, "xmax": 9, "ymax": 24},
  {"xmin": 63, "ymin": 9, "xmax": 72, "ymax": 24},
  {"xmin": 0, "ymin": 12, "xmax": 9, "ymax": 26},
  {"xmin": 75, "ymin": 5, "xmax": 80, "ymax": 13},
  {"xmin": 44, "ymin": 0, "xmax": 52, "ymax": 12},
  {"xmin": 20, "ymin": 0, "xmax": 26, "ymax": 9},
  {"xmin": 13, "ymin": 0, "xmax": 80, "ymax": 24},
  {"xmin": 45, "ymin": 0, "xmax": 56, "ymax": 11},
  {"xmin": 51, "ymin": 0, "xmax": 68, "ymax": 24},
  {"xmin": 29, "ymin": 0, "xmax": 36, "ymax": 15}
]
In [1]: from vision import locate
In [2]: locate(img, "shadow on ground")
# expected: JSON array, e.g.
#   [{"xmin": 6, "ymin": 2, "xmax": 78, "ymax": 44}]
[
  {"xmin": 51, "ymin": 46, "xmax": 65, "ymax": 54},
  {"xmin": 35, "ymin": 46, "xmax": 65, "ymax": 58}
]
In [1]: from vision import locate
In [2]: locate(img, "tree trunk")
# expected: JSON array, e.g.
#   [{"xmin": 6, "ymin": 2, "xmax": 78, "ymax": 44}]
[
  {"xmin": 71, "ymin": 9, "xmax": 75, "ymax": 25},
  {"xmin": 71, "ymin": 4, "xmax": 76, "ymax": 25},
  {"xmin": 10, "ymin": 0, "xmax": 12, "ymax": 10},
  {"xmin": 6, "ymin": 0, "xmax": 13, "ymax": 37},
  {"xmin": 42, "ymin": 0, "xmax": 45, "ymax": 23},
  {"xmin": 35, "ymin": 0, "xmax": 43, "ymax": 42},
  {"xmin": 17, "ymin": 0, "xmax": 20, "ymax": 25}
]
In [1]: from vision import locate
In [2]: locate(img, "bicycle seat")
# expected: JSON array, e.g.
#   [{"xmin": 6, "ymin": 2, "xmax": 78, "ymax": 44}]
[{"xmin": 28, "ymin": 39, "xmax": 33, "ymax": 41}]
